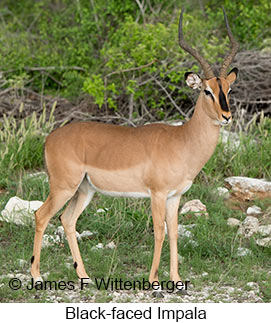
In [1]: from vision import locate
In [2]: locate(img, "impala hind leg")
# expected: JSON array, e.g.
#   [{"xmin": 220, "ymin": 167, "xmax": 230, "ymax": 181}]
[
  {"xmin": 149, "ymin": 192, "xmax": 167, "ymax": 287},
  {"xmin": 60, "ymin": 178, "xmax": 94, "ymax": 279},
  {"xmin": 31, "ymin": 189, "xmax": 75, "ymax": 281}
]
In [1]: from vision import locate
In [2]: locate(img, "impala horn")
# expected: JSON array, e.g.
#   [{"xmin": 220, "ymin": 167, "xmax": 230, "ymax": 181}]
[
  {"xmin": 178, "ymin": 8, "xmax": 215, "ymax": 80},
  {"xmin": 219, "ymin": 6, "xmax": 239, "ymax": 78}
]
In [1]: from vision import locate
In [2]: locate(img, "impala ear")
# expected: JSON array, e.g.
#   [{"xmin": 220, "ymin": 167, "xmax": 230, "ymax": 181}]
[
  {"xmin": 185, "ymin": 72, "xmax": 202, "ymax": 89},
  {"xmin": 226, "ymin": 67, "xmax": 238, "ymax": 85}
]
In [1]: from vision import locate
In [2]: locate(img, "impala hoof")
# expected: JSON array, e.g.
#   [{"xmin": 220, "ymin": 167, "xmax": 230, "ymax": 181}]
[
  {"xmin": 34, "ymin": 276, "xmax": 43, "ymax": 284},
  {"xmin": 177, "ymin": 289, "xmax": 189, "ymax": 296},
  {"xmin": 152, "ymin": 290, "xmax": 164, "ymax": 298}
]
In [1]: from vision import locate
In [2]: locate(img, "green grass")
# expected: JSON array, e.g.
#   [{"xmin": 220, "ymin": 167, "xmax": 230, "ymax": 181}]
[
  {"xmin": 0, "ymin": 116, "xmax": 271, "ymax": 302},
  {"xmin": 0, "ymin": 171, "xmax": 270, "ymax": 302}
]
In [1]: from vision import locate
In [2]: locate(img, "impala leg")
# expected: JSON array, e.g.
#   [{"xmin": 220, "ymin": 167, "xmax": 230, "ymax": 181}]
[
  {"xmin": 166, "ymin": 196, "xmax": 181, "ymax": 283},
  {"xmin": 149, "ymin": 192, "xmax": 167, "ymax": 285},
  {"xmin": 61, "ymin": 179, "xmax": 94, "ymax": 279},
  {"xmin": 31, "ymin": 189, "xmax": 74, "ymax": 281}
]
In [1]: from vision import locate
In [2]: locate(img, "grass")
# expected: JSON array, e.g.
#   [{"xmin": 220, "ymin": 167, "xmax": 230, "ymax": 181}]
[{"xmin": 0, "ymin": 115, "xmax": 271, "ymax": 303}]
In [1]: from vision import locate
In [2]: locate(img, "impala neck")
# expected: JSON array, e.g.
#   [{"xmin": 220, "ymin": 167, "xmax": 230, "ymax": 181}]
[{"xmin": 180, "ymin": 92, "xmax": 221, "ymax": 175}]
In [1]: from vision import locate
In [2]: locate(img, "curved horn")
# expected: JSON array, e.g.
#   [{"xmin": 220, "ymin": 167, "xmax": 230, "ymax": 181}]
[
  {"xmin": 220, "ymin": 7, "xmax": 239, "ymax": 78},
  {"xmin": 178, "ymin": 9, "xmax": 215, "ymax": 79}
]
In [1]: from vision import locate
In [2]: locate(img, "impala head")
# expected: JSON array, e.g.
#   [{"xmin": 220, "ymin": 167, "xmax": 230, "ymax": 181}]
[{"xmin": 179, "ymin": 7, "xmax": 239, "ymax": 125}]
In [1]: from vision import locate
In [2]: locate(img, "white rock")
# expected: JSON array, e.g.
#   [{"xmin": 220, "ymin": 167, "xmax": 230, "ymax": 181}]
[
  {"xmin": 0, "ymin": 196, "xmax": 43, "ymax": 225},
  {"xmin": 180, "ymin": 199, "xmax": 208, "ymax": 217},
  {"xmin": 247, "ymin": 205, "xmax": 262, "ymax": 215},
  {"xmin": 76, "ymin": 231, "xmax": 81, "ymax": 241},
  {"xmin": 201, "ymin": 272, "xmax": 208, "ymax": 277},
  {"xmin": 246, "ymin": 290, "xmax": 256, "ymax": 298},
  {"xmin": 226, "ymin": 287, "xmax": 235, "ymax": 294},
  {"xmin": 237, "ymin": 216, "xmax": 259, "ymax": 237},
  {"xmin": 227, "ymin": 218, "xmax": 241, "ymax": 227},
  {"xmin": 258, "ymin": 225, "xmax": 271, "ymax": 236},
  {"xmin": 54, "ymin": 226, "xmax": 80, "ymax": 241},
  {"xmin": 224, "ymin": 177, "xmax": 271, "ymax": 200},
  {"xmin": 236, "ymin": 247, "xmax": 252, "ymax": 257},
  {"xmin": 243, "ymin": 216, "xmax": 259, "ymax": 227},
  {"xmin": 96, "ymin": 208, "xmax": 109, "ymax": 214},
  {"xmin": 106, "ymin": 241, "xmax": 116, "ymax": 249},
  {"xmin": 216, "ymin": 187, "xmax": 230, "ymax": 199},
  {"xmin": 91, "ymin": 243, "xmax": 104, "ymax": 251},
  {"xmin": 42, "ymin": 234, "xmax": 61, "ymax": 247},
  {"xmin": 145, "ymin": 120, "xmax": 183, "ymax": 127},
  {"xmin": 170, "ymin": 120, "xmax": 183, "ymax": 126},
  {"xmin": 79, "ymin": 230, "xmax": 94, "ymax": 239},
  {"xmin": 55, "ymin": 226, "xmax": 65, "ymax": 240},
  {"xmin": 165, "ymin": 223, "xmax": 194, "ymax": 238},
  {"xmin": 246, "ymin": 282, "xmax": 259, "ymax": 290},
  {"xmin": 178, "ymin": 224, "xmax": 192, "ymax": 238},
  {"xmin": 256, "ymin": 237, "xmax": 271, "ymax": 247}
]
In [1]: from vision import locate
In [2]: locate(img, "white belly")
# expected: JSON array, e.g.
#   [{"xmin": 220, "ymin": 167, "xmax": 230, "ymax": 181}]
[
  {"xmin": 86, "ymin": 174, "xmax": 150, "ymax": 198},
  {"xmin": 86, "ymin": 174, "xmax": 182, "ymax": 199}
]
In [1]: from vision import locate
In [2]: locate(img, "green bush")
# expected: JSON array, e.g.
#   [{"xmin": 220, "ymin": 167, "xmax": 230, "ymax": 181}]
[
  {"xmin": 0, "ymin": 0, "xmax": 270, "ymax": 105},
  {"xmin": 83, "ymin": 13, "xmax": 228, "ymax": 118},
  {"xmin": 206, "ymin": 0, "xmax": 271, "ymax": 48}
]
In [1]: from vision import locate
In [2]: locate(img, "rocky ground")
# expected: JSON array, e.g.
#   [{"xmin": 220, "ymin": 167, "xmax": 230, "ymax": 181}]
[
  {"xmin": 0, "ymin": 270, "xmax": 266, "ymax": 303},
  {"xmin": 1, "ymin": 173, "xmax": 270, "ymax": 303}
]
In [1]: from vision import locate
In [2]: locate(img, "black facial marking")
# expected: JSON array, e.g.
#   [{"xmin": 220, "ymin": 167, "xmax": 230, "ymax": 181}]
[
  {"xmin": 218, "ymin": 85, "xmax": 229, "ymax": 112},
  {"xmin": 204, "ymin": 89, "xmax": 214, "ymax": 102},
  {"xmin": 31, "ymin": 256, "xmax": 35, "ymax": 264},
  {"xmin": 222, "ymin": 114, "xmax": 230, "ymax": 121},
  {"xmin": 74, "ymin": 261, "xmax": 78, "ymax": 269}
]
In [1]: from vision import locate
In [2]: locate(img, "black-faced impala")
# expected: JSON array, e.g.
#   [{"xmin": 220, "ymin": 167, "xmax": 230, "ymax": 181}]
[{"xmin": 31, "ymin": 8, "xmax": 239, "ymax": 291}]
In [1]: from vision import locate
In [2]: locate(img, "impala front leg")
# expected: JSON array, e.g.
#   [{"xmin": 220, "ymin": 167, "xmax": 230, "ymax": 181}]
[
  {"xmin": 149, "ymin": 192, "xmax": 167, "ymax": 285},
  {"xmin": 166, "ymin": 196, "xmax": 181, "ymax": 283}
]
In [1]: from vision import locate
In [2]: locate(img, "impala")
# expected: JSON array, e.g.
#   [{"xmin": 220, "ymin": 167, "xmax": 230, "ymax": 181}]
[{"xmin": 31, "ymin": 8, "xmax": 239, "ymax": 289}]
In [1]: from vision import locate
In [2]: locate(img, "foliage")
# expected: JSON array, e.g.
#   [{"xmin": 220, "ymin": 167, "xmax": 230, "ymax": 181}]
[
  {"xmin": 0, "ymin": 103, "xmax": 56, "ymax": 187},
  {"xmin": 0, "ymin": 0, "xmax": 270, "ymax": 111},
  {"xmin": 206, "ymin": 0, "xmax": 271, "ymax": 48},
  {"xmin": 83, "ymin": 13, "xmax": 228, "ymax": 118}
]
